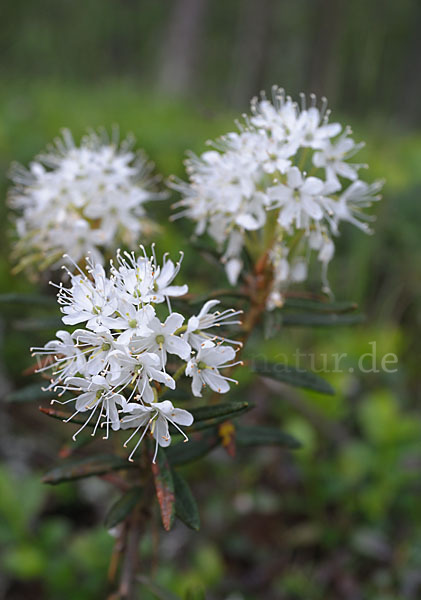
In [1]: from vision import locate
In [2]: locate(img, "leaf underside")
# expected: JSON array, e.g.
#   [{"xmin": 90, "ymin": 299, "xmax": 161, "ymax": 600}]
[{"xmin": 252, "ymin": 361, "xmax": 335, "ymax": 395}]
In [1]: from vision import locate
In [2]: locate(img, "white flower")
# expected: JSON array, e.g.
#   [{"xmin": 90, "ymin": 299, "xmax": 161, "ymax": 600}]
[
  {"xmin": 186, "ymin": 341, "xmax": 240, "ymax": 397},
  {"xmin": 121, "ymin": 400, "xmax": 193, "ymax": 462},
  {"xmin": 106, "ymin": 302, "xmax": 155, "ymax": 345},
  {"xmin": 71, "ymin": 329, "xmax": 117, "ymax": 376},
  {"xmin": 31, "ymin": 330, "xmax": 86, "ymax": 389},
  {"xmin": 186, "ymin": 300, "xmax": 243, "ymax": 350},
  {"xmin": 58, "ymin": 263, "xmax": 118, "ymax": 331},
  {"xmin": 300, "ymin": 105, "xmax": 341, "ymax": 149},
  {"xmin": 172, "ymin": 86, "xmax": 383, "ymax": 294},
  {"xmin": 268, "ymin": 167, "xmax": 326, "ymax": 230},
  {"xmin": 31, "ymin": 246, "xmax": 241, "ymax": 459},
  {"xmin": 132, "ymin": 313, "xmax": 191, "ymax": 368},
  {"xmin": 59, "ymin": 374, "xmax": 127, "ymax": 440},
  {"xmin": 312, "ymin": 132, "xmax": 365, "ymax": 190},
  {"xmin": 108, "ymin": 350, "xmax": 175, "ymax": 404},
  {"xmin": 111, "ymin": 249, "xmax": 188, "ymax": 306},
  {"xmin": 151, "ymin": 256, "xmax": 189, "ymax": 302},
  {"xmin": 335, "ymin": 180, "xmax": 383, "ymax": 233},
  {"xmin": 8, "ymin": 128, "xmax": 162, "ymax": 275}
]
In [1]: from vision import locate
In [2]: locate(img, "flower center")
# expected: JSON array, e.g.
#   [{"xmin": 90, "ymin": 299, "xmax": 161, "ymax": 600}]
[
  {"xmin": 155, "ymin": 334, "xmax": 165, "ymax": 345},
  {"xmin": 101, "ymin": 343, "xmax": 111, "ymax": 351},
  {"xmin": 197, "ymin": 361, "xmax": 207, "ymax": 370},
  {"xmin": 128, "ymin": 319, "xmax": 137, "ymax": 328}
]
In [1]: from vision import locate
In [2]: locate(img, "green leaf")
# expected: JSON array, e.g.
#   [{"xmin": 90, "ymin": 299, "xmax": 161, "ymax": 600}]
[
  {"xmin": 188, "ymin": 289, "xmax": 248, "ymax": 307},
  {"xmin": 39, "ymin": 406, "xmax": 93, "ymax": 427},
  {"xmin": 151, "ymin": 447, "xmax": 175, "ymax": 531},
  {"xmin": 280, "ymin": 312, "xmax": 364, "ymax": 327},
  {"xmin": 173, "ymin": 470, "xmax": 200, "ymax": 531},
  {"xmin": 0, "ymin": 293, "xmax": 57, "ymax": 307},
  {"xmin": 13, "ymin": 316, "xmax": 62, "ymax": 331},
  {"xmin": 283, "ymin": 298, "xmax": 358, "ymax": 313},
  {"xmin": 251, "ymin": 361, "xmax": 335, "ymax": 395},
  {"xmin": 5, "ymin": 384, "xmax": 55, "ymax": 403},
  {"xmin": 137, "ymin": 576, "xmax": 180, "ymax": 600},
  {"xmin": 104, "ymin": 486, "xmax": 143, "ymax": 529},
  {"xmin": 167, "ymin": 429, "xmax": 221, "ymax": 466},
  {"xmin": 189, "ymin": 401, "xmax": 251, "ymax": 423},
  {"xmin": 42, "ymin": 454, "xmax": 136, "ymax": 484},
  {"xmin": 236, "ymin": 425, "xmax": 302, "ymax": 449},
  {"xmin": 190, "ymin": 414, "xmax": 245, "ymax": 432},
  {"xmin": 58, "ymin": 431, "xmax": 95, "ymax": 458}
]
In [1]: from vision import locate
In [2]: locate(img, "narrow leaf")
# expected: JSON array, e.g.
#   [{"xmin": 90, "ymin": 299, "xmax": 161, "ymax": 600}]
[
  {"xmin": 172, "ymin": 470, "xmax": 200, "ymax": 531},
  {"xmin": 166, "ymin": 429, "xmax": 220, "ymax": 466},
  {"xmin": 137, "ymin": 576, "xmax": 180, "ymax": 600},
  {"xmin": 0, "ymin": 293, "xmax": 57, "ymax": 307},
  {"xmin": 42, "ymin": 454, "xmax": 136, "ymax": 484},
  {"xmin": 39, "ymin": 406, "xmax": 92, "ymax": 427},
  {"xmin": 280, "ymin": 312, "xmax": 364, "ymax": 327},
  {"xmin": 104, "ymin": 486, "xmax": 143, "ymax": 529},
  {"xmin": 59, "ymin": 432, "xmax": 94, "ymax": 458},
  {"xmin": 283, "ymin": 298, "xmax": 358, "ymax": 313},
  {"xmin": 190, "ymin": 413, "xmax": 247, "ymax": 432},
  {"xmin": 13, "ymin": 316, "xmax": 62, "ymax": 331},
  {"xmin": 236, "ymin": 425, "xmax": 302, "ymax": 449},
  {"xmin": 189, "ymin": 401, "xmax": 251, "ymax": 423},
  {"xmin": 151, "ymin": 447, "xmax": 175, "ymax": 531},
  {"xmin": 5, "ymin": 384, "xmax": 55, "ymax": 403},
  {"xmin": 252, "ymin": 361, "xmax": 335, "ymax": 395}
]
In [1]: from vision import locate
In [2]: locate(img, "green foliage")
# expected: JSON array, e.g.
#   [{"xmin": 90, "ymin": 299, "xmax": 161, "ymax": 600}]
[
  {"xmin": 252, "ymin": 360, "xmax": 335, "ymax": 395},
  {"xmin": 43, "ymin": 454, "xmax": 137, "ymax": 484},
  {"xmin": 5, "ymin": 383, "xmax": 56, "ymax": 404},
  {"xmin": 235, "ymin": 424, "xmax": 302, "ymax": 449},
  {"xmin": 152, "ymin": 447, "xmax": 176, "ymax": 531},
  {"xmin": 0, "ymin": 75, "xmax": 420, "ymax": 599},
  {"xmin": 173, "ymin": 470, "xmax": 200, "ymax": 531},
  {"xmin": 167, "ymin": 429, "xmax": 221, "ymax": 466},
  {"xmin": 104, "ymin": 487, "xmax": 143, "ymax": 530},
  {"xmin": 0, "ymin": 466, "xmax": 113, "ymax": 599}
]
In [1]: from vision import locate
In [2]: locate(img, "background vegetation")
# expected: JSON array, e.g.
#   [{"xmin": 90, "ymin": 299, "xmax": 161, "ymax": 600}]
[{"xmin": 0, "ymin": 2, "xmax": 420, "ymax": 599}]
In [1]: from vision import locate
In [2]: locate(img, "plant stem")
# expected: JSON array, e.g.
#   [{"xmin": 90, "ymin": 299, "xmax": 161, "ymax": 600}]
[{"xmin": 118, "ymin": 506, "xmax": 143, "ymax": 600}]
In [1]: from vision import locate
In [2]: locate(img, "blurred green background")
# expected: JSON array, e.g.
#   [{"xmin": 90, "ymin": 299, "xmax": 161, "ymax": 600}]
[{"xmin": 0, "ymin": 1, "xmax": 420, "ymax": 599}]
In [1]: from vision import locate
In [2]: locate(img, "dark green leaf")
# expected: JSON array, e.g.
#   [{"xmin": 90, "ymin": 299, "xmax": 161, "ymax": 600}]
[
  {"xmin": 190, "ymin": 414, "xmax": 246, "ymax": 432},
  {"xmin": 39, "ymin": 406, "xmax": 93, "ymax": 427},
  {"xmin": 5, "ymin": 384, "xmax": 55, "ymax": 403},
  {"xmin": 236, "ymin": 425, "xmax": 302, "ymax": 449},
  {"xmin": 187, "ymin": 290, "xmax": 248, "ymax": 307},
  {"xmin": 59, "ymin": 431, "xmax": 95, "ymax": 458},
  {"xmin": 42, "ymin": 454, "xmax": 136, "ymax": 484},
  {"xmin": 173, "ymin": 470, "xmax": 200, "ymax": 531},
  {"xmin": 189, "ymin": 401, "xmax": 251, "ymax": 423},
  {"xmin": 104, "ymin": 486, "xmax": 143, "ymax": 529},
  {"xmin": 151, "ymin": 447, "xmax": 175, "ymax": 531},
  {"xmin": 252, "ymin": 361, "xmax": 335, "ymax": 395},
  {"xmin": 280, "ymin": 312, "xmax": 364, "ymax": 327},
  {"xmin": 283, "ymin": 298, "xmax": 358, "ymax": 313},
  {"xmin": 137, "ymin": 576, "xmax": 180, "ymax": 600},
  {"xmin": 13, "ymin": 316, "xmax": 62, "ymax": 331},
  {"xmin": 0, "ymin": 293, "xmax": 57, "ymax": 307},
  {"xmin": 167, "ymin": 429, "xmax": 221, "ymax": 466}
]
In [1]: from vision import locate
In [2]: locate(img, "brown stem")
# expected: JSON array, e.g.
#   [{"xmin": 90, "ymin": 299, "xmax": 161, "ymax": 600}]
[
  {"xmin": 118, "ymin": 507, "xmax": 143, "ymax": 600},
  {"xmin": 235, "ymin": 249, "xmax": 274, "ymax": 357}
]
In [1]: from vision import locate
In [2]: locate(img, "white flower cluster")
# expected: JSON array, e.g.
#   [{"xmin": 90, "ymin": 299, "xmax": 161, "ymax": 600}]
[
  {"xmin": 172, "ymin": 87, "xmax": 383, "ymax": 307},
  {"xmin": 9, "ymin": 129, "xmax": 162, "ymax": 275},
  {"xmin": 32, "ymin": 248, "xmax": 242, "ymax": 462}
]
